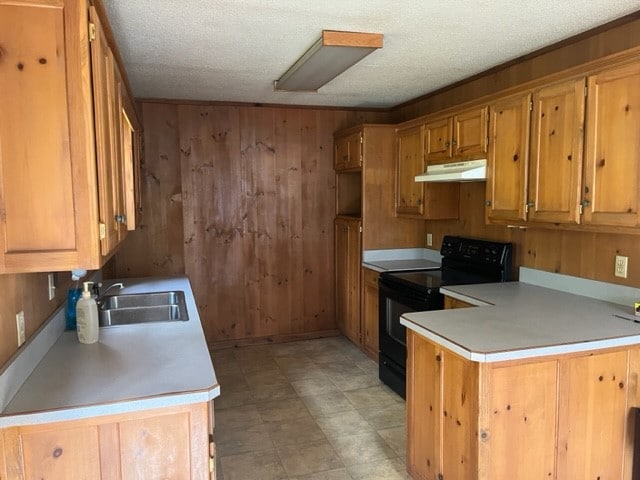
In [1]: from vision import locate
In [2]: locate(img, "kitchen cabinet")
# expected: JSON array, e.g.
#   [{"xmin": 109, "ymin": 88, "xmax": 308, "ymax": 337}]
[
  {"xmin": 334, "ymin": 130, "xmax": 362, "ymax": 171},
  {"xmin": 582, "ymin": 62, "xmax": 640, "ymax": 228},
  {"xmin": 425, "ymin": 106, "xmax": 488, "ymax": 165},
  {"xmin": 528, "ymin": 78, "xmax": 586, "ymax": 224},
  {"xmin": 485, "ymin": 92, "xmax": 532, "ymax": 223},
  {"xmin": 361, "ymin": 267, "xmax": 379, "ymax": 360},
  {"xmin": 0, "ymin": 0, "xmax": 141, "ymax": 274},
  {"xmin": 0, "ymin": 402, "xmax": 215, "ymax": 480},
  {"xmin": 395, "ymin": 125, "xmax": 459, "ymax": 219},
  {"xmin": 444, "ymin": 296, "xmax": 475, "ymax": 309},
  {"xmin": 335, "ymin": 217, "xmax": 361, "ymax": 346},
  {"xmin": 407, "ymin": 328, "xmax": 638, "ymax": 480}
]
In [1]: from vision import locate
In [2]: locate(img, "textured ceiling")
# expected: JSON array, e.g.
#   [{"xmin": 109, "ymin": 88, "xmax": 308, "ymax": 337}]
[{"xmin": 103, "ymin": 1, "xmax": 640, "ymax": 108}]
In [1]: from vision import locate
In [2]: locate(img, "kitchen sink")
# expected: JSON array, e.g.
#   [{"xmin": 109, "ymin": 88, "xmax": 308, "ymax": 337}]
[{"xmin": 98, "ymin": 291, "xmax": 189, "ymax": 326}]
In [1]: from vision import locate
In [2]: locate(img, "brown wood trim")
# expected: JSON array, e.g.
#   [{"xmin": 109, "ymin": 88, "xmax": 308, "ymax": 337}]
[
  {"xmin": 136, "ymin": 97, "xmax": 389, "ymax": 112},
  {"xmin": 322, "ymin": 31, "xmax": 383, "ymax": 48},
  {"xmin": 209, "ymin": 329, "xmax": 341, "ymax": 350},
  {"xmin": 392, "ymin": 9, "xmax": 640, "ymax": 113}
]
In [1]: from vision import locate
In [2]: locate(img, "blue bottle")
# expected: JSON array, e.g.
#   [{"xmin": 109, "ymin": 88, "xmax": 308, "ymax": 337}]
[{"xmin": 66, "ymin": 287, "xmax": 83, "ymax": 330}]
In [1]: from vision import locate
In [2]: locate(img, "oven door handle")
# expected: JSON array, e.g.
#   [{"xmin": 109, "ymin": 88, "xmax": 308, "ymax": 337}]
[{"xmin": 380, "ymin": 357, "xmax": 405, "ymax": 376}]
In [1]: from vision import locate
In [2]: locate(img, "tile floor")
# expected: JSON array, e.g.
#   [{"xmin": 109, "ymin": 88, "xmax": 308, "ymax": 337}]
[{"xmin": 210, "ymin": 336, "xmax": 410, "ymax": 480}]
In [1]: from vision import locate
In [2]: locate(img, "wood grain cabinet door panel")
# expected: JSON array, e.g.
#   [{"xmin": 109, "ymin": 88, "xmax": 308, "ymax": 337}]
[
  {"xmin": 486, "ymin": 92, "xmax": 532, "ymax": 223},
  {"xmin": 453, "ymin": 106, "xmax": 488, "ymax": 159},
  {"xmin": 396, "ymin": 125, "xmax": 426, "ymax": 217},
  {"xmin": 425, "ymin": 116, "xmax": 453, "ymax": 165},
  {"xmin": 528, "ymin": 78, "xmax": 586, "ymax": 224},
  {"xmin": 583, "ymin": 62, "xmax": 640, "ymax": 227}
]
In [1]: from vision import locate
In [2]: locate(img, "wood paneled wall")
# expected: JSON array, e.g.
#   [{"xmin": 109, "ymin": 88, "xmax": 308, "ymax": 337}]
[
  {"xmin": 426, "ymin": 183, "xmax": 640, "ymax": 286},
  {"xmin": 110, "ymin": 102, "xmax": 388, "ymax": 344},
  {"xmin": 0, "ymin": 272, "xmax": 73, "ymax": 368}
]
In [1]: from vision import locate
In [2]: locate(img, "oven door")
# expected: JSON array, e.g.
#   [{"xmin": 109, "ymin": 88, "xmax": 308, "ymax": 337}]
[{"xmin": 378, "ymin": 279, "xmax": 431, "ymax": 369}]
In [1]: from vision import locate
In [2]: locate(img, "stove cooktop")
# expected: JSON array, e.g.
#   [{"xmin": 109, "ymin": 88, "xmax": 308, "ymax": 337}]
[{"xmin": 382, "ymin": 270, "xmax": 442, "ymax": 291}]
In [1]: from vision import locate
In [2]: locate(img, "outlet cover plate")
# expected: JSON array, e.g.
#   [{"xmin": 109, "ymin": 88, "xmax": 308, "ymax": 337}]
[{"xmin": 615, "ymin": 255, "xmax": 628, "ymax": 278}]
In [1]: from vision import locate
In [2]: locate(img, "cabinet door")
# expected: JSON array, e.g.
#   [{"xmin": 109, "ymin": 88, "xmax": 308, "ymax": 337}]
[
  {"xmin": 486, "ymin": 93, "xmax": 531, "ymax": 223},
  {"xmin": 121, "ymin": 109, "xmax": 138, "ymax": 231},
  {"xmin": 441, "ymin": 350, "xmax": 479, "ymax": 480},
  {"xmin": 90, "ymin": 7, "xmax": 126, "ymax": 256},
  {"xmin": 334, "ymin": 132, "xmax": 362, "ymax": 171},
  {"xmin": 361, "ymin": 268, "xmax": 379, "ymax": 360},
  {"xmin": 556, "ymin": 350, "xmax": 628, "ymax": 479},
  {"xmin": 407, "ymin": 330, "xmax": 441, "ymax": 480},
  {"xmin": 396, "ymin": 126, "xmax": 426, "ymax": 216},
  {"xmin": 0, "ymin": 2, "xmax": 98, "ymax": 273},
  {"xmin": 335, "ymin": 218, "xmax": 361, "ymax": 345},
  {"xmin": 425, "ymin": 116, "xmax": 453, "ymax": 164},
  {"xmin": 453, "ymin": 106, "xmax": 488, "ymax": 159},
  {"xmin": 583, "ymin": 63, "xmax": 640, "ymax": 227},
  {"xmin": 480, "ymin": 360, "xmax": 558, "ymax": 479},
  {"xmin": 528, "ymin": 79, "xmax": 585, "ymax": 224}
]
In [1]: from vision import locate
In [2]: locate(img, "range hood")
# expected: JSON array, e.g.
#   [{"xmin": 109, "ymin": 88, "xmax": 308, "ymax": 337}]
[{"xmin": 415, "ymin": 159, "xmax": 487, "ymax": 183}]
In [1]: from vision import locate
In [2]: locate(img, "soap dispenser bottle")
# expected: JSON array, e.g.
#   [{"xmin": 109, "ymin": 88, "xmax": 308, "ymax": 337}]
[{"xmin": 76, "ymin": 281, "xmax": 99, "ymax": 344}]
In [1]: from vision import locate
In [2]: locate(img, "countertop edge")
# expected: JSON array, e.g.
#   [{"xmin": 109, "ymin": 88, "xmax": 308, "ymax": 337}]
[
  {"xmin": 0, "ymin": 384, "xmax": 221, "ymax": 428},
  {"xmin": 439, "ymin": 288, "xmax": 493, "ymax": 307},
  {"xmin": 401, "ymin": 314, "xmax": 640, "ymax": 363}
]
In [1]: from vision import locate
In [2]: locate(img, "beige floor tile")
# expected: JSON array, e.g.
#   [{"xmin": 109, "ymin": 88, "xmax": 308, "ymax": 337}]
[
  {"xmin": 244, "ymin": 368, "xmax": 289, "ymax": 387},
  {"xmin": 292, "ymin": 375, "xmax": 339, "ymax": 396},
  {"xmin": 216, "ymin": 371, "xmax": 249, "ymax": 390},
  {"xmin": 316, "ymin": 410, "xmax": 374, "ymax": 438},
  {"xmin": 266, "ymin": 414, "xmax": 327, "ymax": 447},
  {"xmin": 305, "ymin": 348, "xmax": 349, "ymax": 364},
  {"xmin": 347, "ymin": 458, "xmax": 411, "ymax": 480},
  {"xmin": 321, "ymin": 361, "xmax": 367, "ymax": 378},
  {"xmin": 301, "ymin": 391, "xmax": 356, "ymax": 418},
  {"xmin": 355, "ymin": 358, "xmax": 379, "ymax": 374},
  {"xmin": 359, "ymin": 403, "xmax": 406, "ymax": 429},
  {"xmin": 217, "ymin": 422, "xmax": 273, "ymax": 456},
  {"xmin": 214, "ymin": 384, "xmax": 255, "ymax": 410},
  {"xmin": 344, "ymin": 386, "xmax": 401, "ymax": 410},
  {"xmin": 330, "ymin": 373, "xmax": 382, "ymax": 392},
  {"xmin": 219, "ymin": 449, "xmax": 287, "ymax": 480},
  {"xmin": 216, "ymin": 404, "xmax": 263, "ymax": 433},
  {"xmin": 283, "ymin": 365, "xmax": 329, "ymax": 381},
  {"xmin": 329, "ymin": 432, "xmax": 397, "ymax": 466},
  {"xmin": 212, "ymin": 359, "xmax": 243, "ymax": 377},
  {"xmin": 290, "ymin": 467, "xmax": 353, "ymax": 480},
  {"xmin": 377, "ymin": 426, "xmax": 406, "ymax": 458},
  {"xmin": 250, "ymin": 382, "xmax": 299, "ymax": 402},
  {"xmin": 276, "ymin": 440, "xmax": 344, "ymax": 477},
  {"xmin": 240, "ymin": 357, "xmax": 282, "ymax": 374},
  {"xmin": 256, "ymin": 397, "xmax": 311, "ymax": 423}
]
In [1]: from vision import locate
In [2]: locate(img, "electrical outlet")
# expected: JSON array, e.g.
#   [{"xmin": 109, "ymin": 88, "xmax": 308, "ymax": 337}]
[
  {"xmin": 615, "ymin": 255, "xmax": 628, "ymax": 278},
  {"xmin": 426, "ymin": 233, "xmax": 433, "ymax": 247},
  {"xmin": 16, "ymin": 311, "xmax": 25, "ymax": 347},
  {"xmin": 47, "ymin": 273, "xmax": 56, "ymax": 300}
]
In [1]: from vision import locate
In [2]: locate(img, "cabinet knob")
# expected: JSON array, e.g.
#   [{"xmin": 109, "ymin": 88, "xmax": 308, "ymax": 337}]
[
  {"xmin": 485, "ymin": 200, "xmax": 492, "ymax": 207},
  {"xmin": 115, "ymin": 214, "xmax": 127, "ymax": 224}
]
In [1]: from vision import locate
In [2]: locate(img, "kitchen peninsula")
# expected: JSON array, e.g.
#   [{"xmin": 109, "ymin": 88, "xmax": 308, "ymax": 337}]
[{"xmin": 402, "ymin": 276, "xmax": 640, "ymax": 480}]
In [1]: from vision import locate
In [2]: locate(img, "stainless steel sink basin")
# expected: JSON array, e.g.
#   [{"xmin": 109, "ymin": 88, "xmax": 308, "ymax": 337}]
[{"xmin": 98, "ymin": 291, "xmax": 189, "ymax": 326}]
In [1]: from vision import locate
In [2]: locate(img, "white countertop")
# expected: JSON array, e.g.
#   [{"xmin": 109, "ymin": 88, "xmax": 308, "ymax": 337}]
[
  {"xmin": 401, "ymin": 282, "xmax": 640, "ymax": 363},
  {"xmin": 0, "ymin": 276, "xmax": 219, "ymax": 427},
  {"xmin": 362, "ymin": 247, "xmax": 441, "ymax": 272}
]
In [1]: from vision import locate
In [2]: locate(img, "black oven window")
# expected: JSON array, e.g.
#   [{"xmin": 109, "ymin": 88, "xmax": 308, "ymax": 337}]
[{"xmin": 385, "ymin": 298, "xmax": 415, "ymax": 347}]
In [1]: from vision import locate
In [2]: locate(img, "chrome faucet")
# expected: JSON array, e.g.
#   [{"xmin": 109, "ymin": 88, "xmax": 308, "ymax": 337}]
[{"xmin": 94, "ymin": 282, "xmax": 124, "ymax": 303}]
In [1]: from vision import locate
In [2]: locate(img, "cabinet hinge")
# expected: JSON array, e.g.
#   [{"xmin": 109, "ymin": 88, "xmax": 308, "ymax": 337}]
[
  {"xmin": 99, "ymin": 222, "xmax": 106, "ymax": 240},
  {"xmin": 359, "ymin": 134, "xmax": 363, "ymax": 144},
  {"xmin": 359, "ymin": 225, "xmax": 363, "ymax": 233},
  {"xmin": 209, "ymin": 457, "xmax": 214, "ymax": 473},
  {"xmin": 529, "ymin": 101, "xmax": 533, "ymax": 111},
  {"xmin": 88, "ymin": 22, "xmax": 96, "ymax": 42}
]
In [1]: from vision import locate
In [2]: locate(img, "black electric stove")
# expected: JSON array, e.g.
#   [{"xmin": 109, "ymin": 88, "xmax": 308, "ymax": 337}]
[{"xmin": 378, "ymin": 236, "xmax": 512, "ymax": 398}]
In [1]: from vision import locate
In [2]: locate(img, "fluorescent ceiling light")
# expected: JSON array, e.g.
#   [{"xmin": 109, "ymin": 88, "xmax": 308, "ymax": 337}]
[{"xmin": 274, "ymin": 30, "xmax": 383, "ymax": 92}]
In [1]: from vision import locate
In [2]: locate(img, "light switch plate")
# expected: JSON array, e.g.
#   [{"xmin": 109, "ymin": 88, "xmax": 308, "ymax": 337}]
[
  {"xmin": 47, "ymin": 273, "xmax": 56, "ymax": 300},
  {"xmin": 16, "ymin": 311, "xmax": 25, "ymax": 347}
]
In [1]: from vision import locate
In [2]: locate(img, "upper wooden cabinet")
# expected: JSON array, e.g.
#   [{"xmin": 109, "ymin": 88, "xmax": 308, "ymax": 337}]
[
  {"xmin": 528, "ymin": 79, "xmax": 585, "ymax": 224},
  {"xmin": 425, "ymin": 106, "xmax": 488, "ymax": 165},
  {"xmin": 334, "ymin": 131, "xmax": 362, "ymax": 171},
  {"xmin": 485, "ymin": 92, "xmax": 531, "ymax": 223},
  {"xmin": 0, "ymin": 0, "xmax": 141, "ymax": 273},
  {"xmin": 395, "ymin": 125, "xmax": 459, "ymax": 219},
  {"xmin": 583, "ymin": 62, "xmax": 640, "ymax": 228}
]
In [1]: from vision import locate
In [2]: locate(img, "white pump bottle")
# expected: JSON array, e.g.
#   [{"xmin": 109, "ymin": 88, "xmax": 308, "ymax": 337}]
[{"xmin": 76, "ymin": 281, "xmax": 99, "ymax": 344}]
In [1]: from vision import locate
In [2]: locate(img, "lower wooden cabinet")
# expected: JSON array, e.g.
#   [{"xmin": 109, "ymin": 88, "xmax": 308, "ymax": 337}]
[
  {"xmin": 335, "ymin": 217, "xmax": 362, "ymax": 345},
  {"xmin": 0, "ymin": 402, "xmax": 214, "ymax": 480},
  {"xmin": 407, "ymin": 329, "xmax": 639, "ymax": 480},
  {"xmin": 444, "ymin": 296, "xmax": 475, "ymax": 309},
  {"xmin": 361, "ymin": 267, "xmax": 379, "ymax": 360}
]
